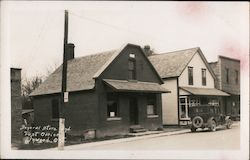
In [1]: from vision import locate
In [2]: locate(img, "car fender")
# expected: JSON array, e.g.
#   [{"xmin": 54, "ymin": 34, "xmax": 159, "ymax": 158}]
[
  {"xmin": 225, "ymin": 116, "xmax": 233, "ymax": 128},
  {"xmin": 207, "ymin": 117, "xmax": 216, "ymax": 127},
  {"xmin": 225, "ymin": 116, "xmax": 231, "ymax": 121},
  {"xmin": 225, "ymin": 116, "xmax": 232, "ymax": 124}
]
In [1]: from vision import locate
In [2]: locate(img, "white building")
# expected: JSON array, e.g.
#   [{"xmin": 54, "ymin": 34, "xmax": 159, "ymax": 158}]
[{"xmin": 149, "ymin": 47, "xmax": 229, "ymax": 125}]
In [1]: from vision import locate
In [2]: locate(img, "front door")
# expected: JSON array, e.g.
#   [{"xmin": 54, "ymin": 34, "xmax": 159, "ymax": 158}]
[{"xmin": 129, "ymin": 98, "xmax": 138, "ymax": 125}]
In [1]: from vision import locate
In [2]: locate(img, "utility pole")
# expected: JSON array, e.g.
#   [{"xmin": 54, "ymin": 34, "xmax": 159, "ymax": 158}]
[{"xmin": 58, "ymin": 10, "xmax": 68, "ymax": 150}]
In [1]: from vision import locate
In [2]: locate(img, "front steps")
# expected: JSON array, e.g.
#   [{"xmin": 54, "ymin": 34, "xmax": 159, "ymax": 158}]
[{"xmin": 129, "ymin": 125, "xmax": 147, "ymax": 133}]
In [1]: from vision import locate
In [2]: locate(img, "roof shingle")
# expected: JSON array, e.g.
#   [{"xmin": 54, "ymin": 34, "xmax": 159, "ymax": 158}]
[
  {"xmin": 149, "ymin": 48, "xmax": 198, "ymax": 78},
  {"xmin": 30, "ymin": 50, "xmax": 118, "ymax": 96}
]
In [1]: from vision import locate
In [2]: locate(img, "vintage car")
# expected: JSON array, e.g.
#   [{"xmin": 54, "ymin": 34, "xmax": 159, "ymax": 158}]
[{"xmin": 189, "ymin": 105, "xmax": 233, "ymax": 132}]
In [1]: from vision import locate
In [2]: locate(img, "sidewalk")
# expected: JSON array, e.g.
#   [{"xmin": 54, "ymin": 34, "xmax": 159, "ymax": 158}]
[
  {"xmin": 47, "ymin": 127, "xmax": 190, "ymax": 150},
  {"xmin": 47, "ymin": 122, "xmax": 240, "ymax": 150}
]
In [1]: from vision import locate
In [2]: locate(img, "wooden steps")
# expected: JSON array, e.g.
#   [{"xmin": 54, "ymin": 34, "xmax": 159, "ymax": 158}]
[{"xmin": 129, "ymin": 125, "xmax": 147, "ymax": 133}]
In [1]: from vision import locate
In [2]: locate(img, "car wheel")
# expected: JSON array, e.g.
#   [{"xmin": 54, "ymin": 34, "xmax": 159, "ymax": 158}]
[
  {"xmin": 226, "ymin": 119, "xmax": 233, "ymax": 129},
  {"xmin": 210, "ymin": 120, "xmax": 216, "ymax": 132},
  {"xmin": 192, "ymin": 116, "xmax": 203, "ymax": 128}
]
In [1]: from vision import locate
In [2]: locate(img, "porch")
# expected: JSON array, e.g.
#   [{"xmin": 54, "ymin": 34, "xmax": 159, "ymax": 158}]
[
  {"xmin": 101, "ymin": 79, "xmax": 170, "ymax": 134},
  {"xmin": 178, "ymin": 87, "xmax": 230, "ymax": 125}
]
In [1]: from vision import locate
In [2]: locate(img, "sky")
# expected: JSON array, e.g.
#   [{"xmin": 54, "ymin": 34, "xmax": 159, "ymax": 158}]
[
  {"xmin": 1, "ymin": 1, "xmax": 249, "ymax": 159},
  {"xmin": 2, "ymin": 1, "xmax": 249, "ymax": 79}
]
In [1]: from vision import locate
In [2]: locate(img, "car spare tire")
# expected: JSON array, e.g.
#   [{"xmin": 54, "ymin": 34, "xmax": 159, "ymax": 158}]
[{"xmin": 192, "ymin": 116, "xmax": 204, "ymax": 128}]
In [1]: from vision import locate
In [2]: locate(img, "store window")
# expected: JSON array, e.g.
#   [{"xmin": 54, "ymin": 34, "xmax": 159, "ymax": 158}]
[
  {"xmin": 208, "ymin": 98, "xmax": 219, "ymax": 106},
  {"xmin": 107, "ymin": 93, "xmax": 119, "ymax": 117},
  {"xmin": 147, "ymin": 95, "xmax": 157, "ymax": 115},
  {"xmin": 179, "ymin": 96, "xmax": 189, "ymax": 119},
  {"xmin": 189, "ymin": 98, "xmax": 200, "ymax": 107}
]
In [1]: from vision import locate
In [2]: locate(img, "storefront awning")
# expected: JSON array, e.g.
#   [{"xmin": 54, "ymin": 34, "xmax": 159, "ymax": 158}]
[
  {"xmin": 180, "ymin": 87, "xmax": 230, "ymax": 96},
  {"xmin": 103, "ymin": 79, "xmax": 170, "ymax": 93}
]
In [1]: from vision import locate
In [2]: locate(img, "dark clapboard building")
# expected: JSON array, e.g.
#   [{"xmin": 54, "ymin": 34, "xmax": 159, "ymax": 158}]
[{"xmin": 30, "ymin": 43, "xmax": 169, "ymax": 138}]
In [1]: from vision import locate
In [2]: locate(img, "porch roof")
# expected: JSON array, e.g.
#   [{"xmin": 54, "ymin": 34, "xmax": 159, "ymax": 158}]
[
  {"xmin": 22, "ymin": 109, "xmax": 34, "ymax": 115},
  {"xmin": 180, "ymin": 87, "xmax": 230, "ymax": 96},
  {"xmin": 103, "ymin": 79, "xmax": 170, "ymax": 93}
]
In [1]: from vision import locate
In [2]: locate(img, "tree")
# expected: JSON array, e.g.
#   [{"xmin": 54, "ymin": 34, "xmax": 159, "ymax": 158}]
[
  {"xmin": 21, "ymin": 76, "xmax": 43, "ymax": 109},
  {"xmin": 21, "ymin": 62, "xmax": 59, "ymax": 109}
]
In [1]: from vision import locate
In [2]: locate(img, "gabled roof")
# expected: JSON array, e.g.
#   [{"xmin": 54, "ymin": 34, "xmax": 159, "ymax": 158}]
[
  {"xmin": 30, "ymin": 50, "xmax": 118, "ymax": 96},
  {"xmin": 148, "ymin": 47, "xmax": 198, "ymax": 78},
  {"xmin": 30, "ymin": 43, "xmax": 163, "ymax": 96},
  {"xmin": 149, "ymin": 47, "xmax": 216, "ymax": 80}
]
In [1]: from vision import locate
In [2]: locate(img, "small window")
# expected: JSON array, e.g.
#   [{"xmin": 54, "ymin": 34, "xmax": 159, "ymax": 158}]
[
  {"xmin": 147, "ymin": 95, "xmax": 157, "ymax": 115},
  {"xmin": 226, "ymin": 68, "xmax": 229, "ymax": 84},
  {"xmin": 190, "ymin": 98, "xmax": 200, "ymax": 107},
  {"xmin": 128, "ymin": 59, "xmax": 136, "ymax": 80},
  {"xmin": 235, "ymin": 70, "xmax": 239, "ymax": 84},
  {"xmin": 51, "ymin": 98, "xmax": 59, "ymax": 119},
  {"xmin": 202, "ymin": 69, "xmax": 206, "ymax": 86},
  {"xmin": 208, "ymin": 98, "xmax": 219, "ymax": 106},
  {"xmin": 107, "ymin": 93, "xmax": 119, "ymax": 117},
  {"xmin": 129, "ymin": 53, "xmax": 135, "ymax": 58},
  {"xmin": 188, "ymin": 67, "xmax": 193, "ymax": 85}
]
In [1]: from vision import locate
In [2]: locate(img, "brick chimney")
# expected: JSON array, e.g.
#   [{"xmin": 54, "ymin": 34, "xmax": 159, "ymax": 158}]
[
  {"xmin": 65, "ymin": 43, "xmax": 75, "ymax": 61},
  {"xmin": 143, "ymin": 45, "xmax": 152, "ymax": 57}
]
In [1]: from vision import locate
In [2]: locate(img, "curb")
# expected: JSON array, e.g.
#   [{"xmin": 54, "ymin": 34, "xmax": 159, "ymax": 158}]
[{"xmin": 47, "ymin": 129, "xmax": 190, "ymax": 150}]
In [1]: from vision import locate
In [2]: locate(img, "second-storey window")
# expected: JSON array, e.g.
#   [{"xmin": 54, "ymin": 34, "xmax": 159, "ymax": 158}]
[
  {"xmin": 226, "ymin": 68, "xmax": 229, "ymax": 84},
  {"xmin": 188, "ymin": 67, "xmax": 193, "ymax": 85},
  {"xmin": 235, "ymin": 70, "xmax": 239, "ymax": 84},
  {"xmin": 128, "ymin": 58, "xmax": 136, "ymax": 80},
  {"xmin": 202, "ymin": 69, "xmax": 206, "ymax": 86}
]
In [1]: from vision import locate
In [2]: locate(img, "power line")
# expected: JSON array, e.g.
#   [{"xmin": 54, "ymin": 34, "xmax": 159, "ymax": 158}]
[
  {"xmin": 68, "ymin": 11, "xmax": 167, "ymax": 45},
  {"xmin": 29, "ymin": 13, "xmax": 53, "ymax": 60}
]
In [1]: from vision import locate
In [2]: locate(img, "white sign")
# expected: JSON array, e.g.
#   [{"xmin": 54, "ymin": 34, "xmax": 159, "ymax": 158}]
[{"xmin": 64, "ymin": 92, "xmax": 69, "ymax": 103}]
